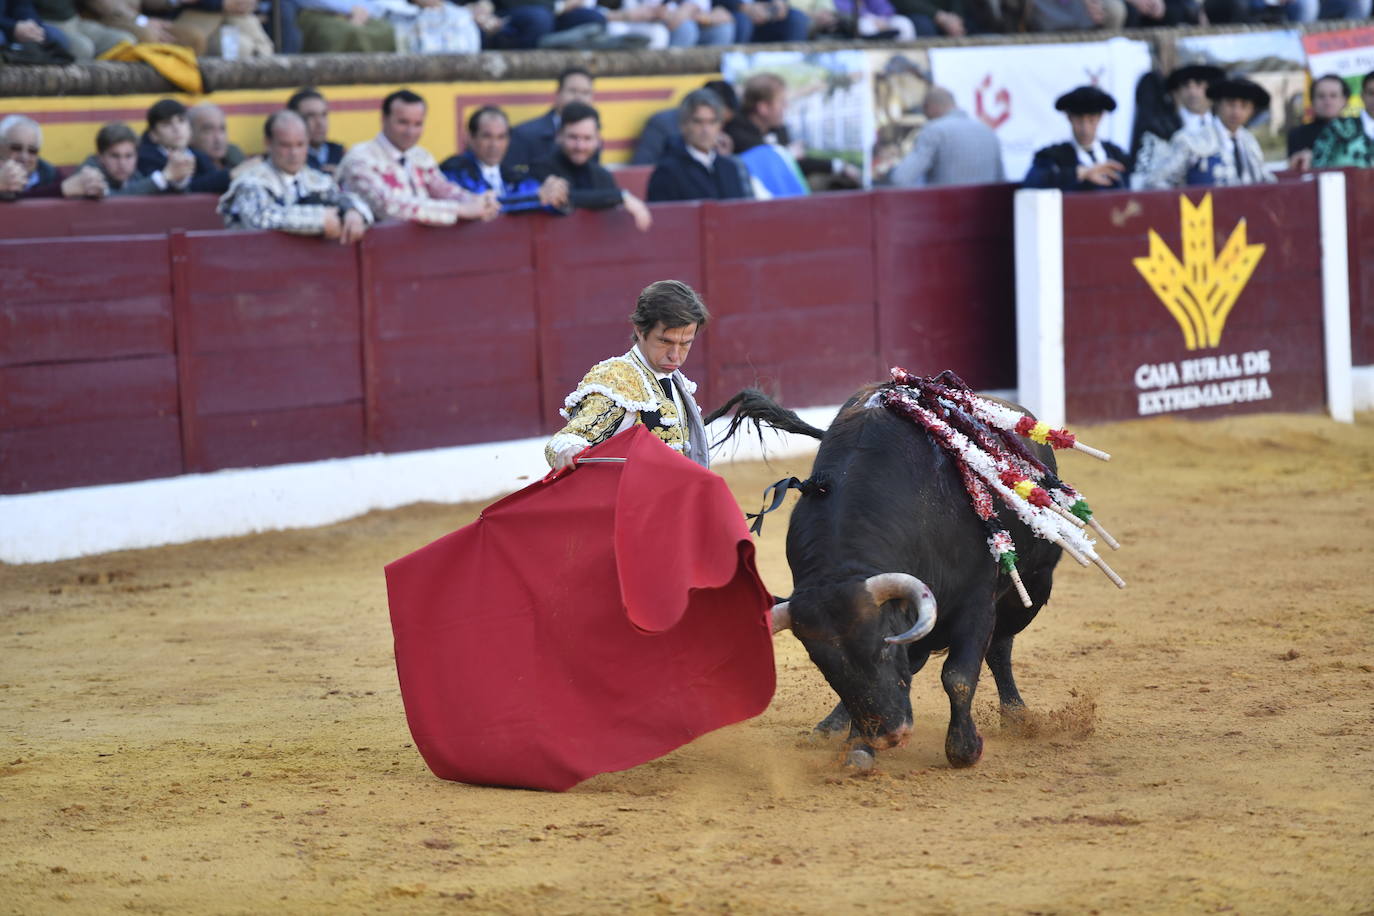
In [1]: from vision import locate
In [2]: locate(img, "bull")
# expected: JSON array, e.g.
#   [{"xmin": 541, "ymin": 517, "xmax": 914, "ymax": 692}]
[{"xmin": 709, "ymin": 381, "xmax": 1070, "ymax": 770}]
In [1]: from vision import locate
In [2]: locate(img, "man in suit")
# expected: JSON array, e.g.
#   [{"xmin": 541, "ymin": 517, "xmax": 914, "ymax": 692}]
[
  {"xmin": 546, "ymin": 279, "xmax": 711, "ymax": 471},
  {"xmin": 889, "ymin": 85, "xmax": 1004, "ymax": 188},
  {"xmin": 506, "ymin": 66, "xmax": 595, "ymax": 168},
  {"xmin": 1312, "ymin": 70, "xmax": 1374, "ymax": 169},
  {"xmin": 137, "ymin": 99, "xmax": 232, "ymax": 194},
  {"xmin": 631, "ymin": 78, "xmax": 738, "ymax": 166},
  {"xmin": 1023, "ymin": 85, "xmax": 1132, "ymax": 191},
  {"xmin": 440, "ymin": 106, "xmax": 569, "ymax": 213},
  {"xmin": 1142, "ymin": 77, "xmax": 1275, "ymax": 189},
  {"xmin": 646, "ymin": 89, "xmax": 753, "ymax": 203},
  {"xmin": 288, "ymin": 87, "xmax": 346, "ymax": 175}
]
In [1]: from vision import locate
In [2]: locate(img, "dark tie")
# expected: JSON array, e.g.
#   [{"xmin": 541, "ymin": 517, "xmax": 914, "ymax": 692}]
[
  {"xmin": 658, "ymin": 377, "xmax": 675, "ymax": 404},
  {"xmin": 1086, "ymin": 146, "xmax": 1097, "ymax": 163},
  {"xmin": 1232, "ymin": 138, "xmax": 1246, "ymax": 181}
]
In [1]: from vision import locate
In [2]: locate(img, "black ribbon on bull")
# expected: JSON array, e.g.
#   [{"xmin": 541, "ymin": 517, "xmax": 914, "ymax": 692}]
[{"xmin": 747, "ymin": 474, "xmax": 829, "ymax": 535}]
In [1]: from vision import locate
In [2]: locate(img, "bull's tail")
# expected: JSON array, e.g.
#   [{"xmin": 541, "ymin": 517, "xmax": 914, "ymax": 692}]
[{"xmin": 705, "ymin": 388, "xmax": 826, "ymax": 450}]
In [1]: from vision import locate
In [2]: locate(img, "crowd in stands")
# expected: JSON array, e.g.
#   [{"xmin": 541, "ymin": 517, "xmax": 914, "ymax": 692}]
[
  {"xmin": 2, "ymin": 64, "xmax": 1372, "ymax": 235},
  {"xmin": 3, "ymin": 0, "xmax": 1370, "ymax": 60}
]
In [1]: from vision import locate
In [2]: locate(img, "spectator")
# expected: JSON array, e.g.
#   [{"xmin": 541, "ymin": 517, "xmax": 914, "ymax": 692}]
[
  {"xmin": 646, "ymin": 89, "xmax": 753, "ymax": 202},
  {"xmin": 81, "ymin": 0, "xmax": 272, "ymax": 55},
  {"xmin": 731, "ymin": 0, "xmax": 809, "ymax": 41},
  {"xmin": 439, "ymin": 106, "xmax": 569, "ymax": 213},
  {"xmin": 1288, "ymin": 74, "xmax": 1349, "ymax": 171},
  {"xmin": 137, "ymin": 99, "xmax": 231, "ymax": 194},
  {"xmin": 1141, "ymin": 78, "xmax": 1275, "ymax": 189},
  {"xmin": 830, "ymin": 0, "xmax": 917, "ymax": 39},
  {"xmin": 530, "ymin": 102, "xmax": 652, "ymax": 232},
  {"xmin": 1312, "ymin": 71, "xmax": 1374, "ymax": 169},
  {"xmin": 338, "ymin": 89, "xmax": 500, "ymax": 226},
  {"xmin": 727, "ymin": 72, "xmax": 861, "ymax": 196},
  {"xmin": 33, "ymin": 0, "xmax": 132, "ymax": 59},
  {"xmin": 219, "ymin": 111, "xmax": 373, "ymax": 242},
  {"xmin": 889, "ymin": 86, "xmax": 1004, "ymax": 188},
  {"xmin": 82, "ymin": 123, "xmax": 166, "ymax": 195},
  {"xmin": 1205, "ymin": 0, "xmax": 1367, "ymax": 24},
  {"xmin": 1024, "ymin": 86, "xmax": 1132, "ymax": 191},
  {"xmin": 631, "ymin": 79, "xmax": 737, "ymax": 166},
  {"xmin": 159, "ymin": 0, "xmax": 272, "ymax": 56},
  {"xmin": 506, "ymin": 67, "xmax": 596, "ymax": 169},
  {"xmin": 0, "ymin": 115, "xmax": 107, "ymax": 200},
  {"xmin": 890, "ymin": 0, "xmax": 975, "ymax": 36},
  {"xmin": 1130, "ymin": 64, "xmax": 1224, "ymax": 185},
  {"xmin": 288, "ymin": 87, "xmax": 345, "ymax": 175},
  {"xmin": 294, "ymin": 0, "xmax": 395, "ymax": 52},
  {"xmin": 474, "ymin": 0, "xmax": 606, "ymax": 50},
  {"xmin": 189, "ymin": 102, "xmax": 247, "ymax": 171},
  {"xmin": 1, "ymin": 0, "xmax": 73, "ymax": 52},
  {"xmin": 598, "ymin": 0, "xmax": 734, "ymax": 48}
]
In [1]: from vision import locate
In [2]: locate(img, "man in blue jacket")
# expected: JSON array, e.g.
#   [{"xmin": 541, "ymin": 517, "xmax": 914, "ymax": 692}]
[
  {"xmin": 440, "ymin": 106, "xmax": 568, "ymax": 213},
  {"xmin": 1024, "ymin": 85, "xmax": 1132, "ymax": 192},
  {"xmin": 136, "ymin": 99, "xmax": 231, "ymax": 194},
  {"xmin": 646, "ymin": 89, "xmax": 753, "ymax": 203}
]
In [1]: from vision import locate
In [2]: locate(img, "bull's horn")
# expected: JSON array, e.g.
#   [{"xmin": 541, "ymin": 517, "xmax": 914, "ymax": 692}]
[
  {"xmin": 866, "ymin": 573, "xmax": 937, "ymax": 646},
  {"xmin": 770, "ymin": 602, "xmax": 792, "ymax": 634}
]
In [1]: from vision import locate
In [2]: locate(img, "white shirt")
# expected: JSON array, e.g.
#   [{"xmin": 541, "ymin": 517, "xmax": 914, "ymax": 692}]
[
  {"xmin": 1073, "ymin": 139, "xmax": 1108, "ymax": 168},
  {"xmin": 479, "ymin": 161, "xmax": 503, "ymax": 193},
  {"xmin": 612, "ymin": 345, "xmax": 683, "ymax": 437},
  {"xmin": 686, "ymin": 144, "xmax": 716, "ymax": 171},
  {"xmin": 1179, "ymin": 107, "xmax": 1212, "ymax": 133}
]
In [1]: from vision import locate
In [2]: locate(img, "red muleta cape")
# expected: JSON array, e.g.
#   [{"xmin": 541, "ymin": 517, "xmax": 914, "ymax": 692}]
[{"xmin": 384, "ymin": 425, "xmax": 776, "ymax": 791}]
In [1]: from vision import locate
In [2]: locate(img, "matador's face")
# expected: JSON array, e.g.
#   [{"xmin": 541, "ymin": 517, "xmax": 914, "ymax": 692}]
[{"xmin": 635, "ymin": 322, "xmax": 698, "ymax": 376}]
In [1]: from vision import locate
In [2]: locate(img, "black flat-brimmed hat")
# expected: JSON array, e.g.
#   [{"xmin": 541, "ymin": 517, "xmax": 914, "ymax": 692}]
[
  {"xmin": 1054, "ymin": 86, "xmax": 1117, "ymax": 115},
  {"xmin": 1165, "ymin": 64, "xmax": 1225, "ymax": 92},
  {"xmin": 1206, "ymin": 77, "xmax": 1271, "ymax": 110}
]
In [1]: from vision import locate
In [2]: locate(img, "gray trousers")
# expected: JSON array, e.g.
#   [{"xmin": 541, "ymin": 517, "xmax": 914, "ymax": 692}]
[{"xmin": 42, "ymin": 16, "xmax": 135, "ymax": 60}]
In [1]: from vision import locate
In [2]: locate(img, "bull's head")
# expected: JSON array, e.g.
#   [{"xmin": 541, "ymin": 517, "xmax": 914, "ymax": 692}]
[{"xmin": 772, "ymin": 573, "xmax": 936, "ymax": 749}]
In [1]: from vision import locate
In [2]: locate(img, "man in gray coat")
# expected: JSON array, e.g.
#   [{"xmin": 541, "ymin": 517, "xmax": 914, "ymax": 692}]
[{"xmin": 889, "ymin": 86, "xmax": 1005, "ymax": 188}]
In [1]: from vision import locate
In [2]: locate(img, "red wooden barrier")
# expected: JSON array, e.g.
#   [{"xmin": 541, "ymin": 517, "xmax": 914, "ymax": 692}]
[
  {"xmin": 702, "ymin": 192, "xmax": 881, "ymax": 409},
  {"xmin": 532, "ymin": 203, "xmax": 706, "ymax": 427},
  {"xmin": 1346, "ymin": 168, "xmax": 1374, "ymax": 367},
  {"xmin": 0, "ymin": 195, "xmax": 224, "ymax": 240},
  {"xmin": 872, "ymin": 184, "xmax": 1017, "ymax": 390},
  {"xmin": 1061, "ymin": 182, "xmax": 1325, "ymax": 423},
  {"xmin": 175, "ymin": 230, "xmax": 366, "ymax": 471},
  {"xmin": 362, "ymin": 218, "xmax": 544, "ymax": 452},
  {"xmin": 0, "ymin": 236, "xmax": 182, "ymax": 493}
]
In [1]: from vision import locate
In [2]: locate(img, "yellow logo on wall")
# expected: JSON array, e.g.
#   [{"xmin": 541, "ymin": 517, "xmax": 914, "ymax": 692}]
[{"xmin": 1132, "ymin": 193, "xmax": 1265, "ymax": 351}]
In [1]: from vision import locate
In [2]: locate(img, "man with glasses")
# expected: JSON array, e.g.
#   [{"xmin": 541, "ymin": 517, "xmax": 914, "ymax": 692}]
[{"xmin": 0, "ymin": 114, "xmax": 106, "ymax": 200}]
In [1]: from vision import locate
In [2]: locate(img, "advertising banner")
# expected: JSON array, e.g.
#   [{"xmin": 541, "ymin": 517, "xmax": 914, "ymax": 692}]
[
  {"xmin": 1059, "ymin": 183, "xmax": 1328, "ymax": 423},
  {"xmin": 929, "ymin": 38, "xmax": 1151, "ymax": 182},
  {"xmin": 1301, "ymin": 26, "xmax": 1374, "ymax": 107},
  {"xmin": 720, "ymin": 50, "xmax": 875, "ymax": 185}
]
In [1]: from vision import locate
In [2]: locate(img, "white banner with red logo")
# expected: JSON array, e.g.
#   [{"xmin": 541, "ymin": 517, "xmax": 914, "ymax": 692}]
[{"xmin": 930, "ymin": 38, "xmax": 1152, "ymax": 182}]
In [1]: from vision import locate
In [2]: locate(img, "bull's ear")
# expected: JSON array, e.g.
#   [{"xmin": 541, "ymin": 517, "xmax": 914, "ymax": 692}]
[{"xmin": 770, "ymin": 602, "xmax": 791, "ymax": 634}]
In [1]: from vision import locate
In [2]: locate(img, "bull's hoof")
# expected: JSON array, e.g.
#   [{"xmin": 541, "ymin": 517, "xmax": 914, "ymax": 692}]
[
  {"xmin": 812, "ymin": 707, "xmax": 851, "ymax": 739},
  {"xmin": 945, "ymin": 732, "xmax": 984, "ymax": 768},
  {"xmin": 844, "ymin": 747, "xmax": 876, "ymax": 770}
]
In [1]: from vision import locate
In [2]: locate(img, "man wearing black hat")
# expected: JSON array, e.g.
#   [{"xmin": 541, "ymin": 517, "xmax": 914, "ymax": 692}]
[
  {"xmin": 1312, "ymin": 71, "xmax": 1374, "ymax": 170},
  {"xmin": 1142, "ymin": 77, "xmax": 1275, "ymax": 189},
  {"xmin": 1024, "ymin": 86, "xmax": 1131, "ymax": 191},
  {"xmin": 1130, "ymin": 64, "xmax": 1224, "ymax": 188}
]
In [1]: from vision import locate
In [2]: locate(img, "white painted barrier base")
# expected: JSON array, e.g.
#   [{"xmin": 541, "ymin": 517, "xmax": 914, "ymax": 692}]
[
  {"xmin": 1354, "ymin": 366, "xmax": 1374, "ymax": 412},
  {"xmin": 0, "ymin": 406, "xmax": 842, "ymax": 565}
]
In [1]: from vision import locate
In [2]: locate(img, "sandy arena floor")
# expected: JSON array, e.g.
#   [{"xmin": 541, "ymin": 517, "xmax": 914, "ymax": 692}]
[{"xmin": 2, "ymin": 411, "xmax": 1372, "ymax": 915}]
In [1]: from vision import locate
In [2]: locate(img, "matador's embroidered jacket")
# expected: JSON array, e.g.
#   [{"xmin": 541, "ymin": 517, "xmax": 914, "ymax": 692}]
[
  {"xmin": 545, "ymin": 348, "xmax": 709, "ymax": 468},
  {"xmin": 218, "ymin": 159, "xmax": 374, "ymax": 233},
  {"xmin": 337, "ymin": 134, "xmax": 481, "ymax": 226}
]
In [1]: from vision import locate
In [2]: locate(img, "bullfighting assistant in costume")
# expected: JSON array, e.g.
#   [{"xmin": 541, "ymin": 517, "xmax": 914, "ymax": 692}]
[{"xmin": 384, "ymin": 425, "xmax": 775, "ymax": 791}]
